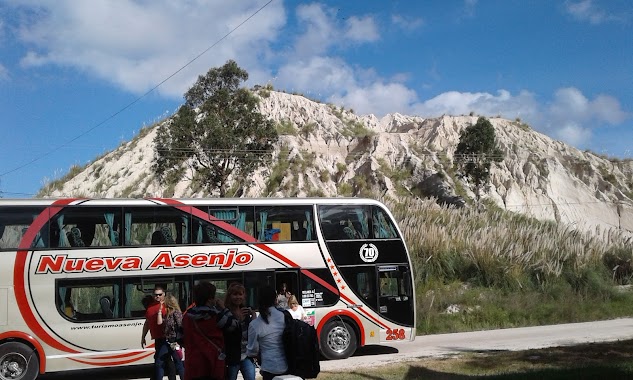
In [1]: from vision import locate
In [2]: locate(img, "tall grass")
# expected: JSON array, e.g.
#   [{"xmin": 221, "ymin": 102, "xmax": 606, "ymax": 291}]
[{"xmin": 385, "ymin": 197, "xmax": 633, "ymax": 333}]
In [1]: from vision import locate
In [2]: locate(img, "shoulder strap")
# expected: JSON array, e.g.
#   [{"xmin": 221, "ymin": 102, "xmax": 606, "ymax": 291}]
[
  {"xmin": 192, "ymin": 319, "xmax": 224, "ymax": 354},
  {"xmin": 282, "ymin": 309, "xmax": 293, "ymax": 324}
]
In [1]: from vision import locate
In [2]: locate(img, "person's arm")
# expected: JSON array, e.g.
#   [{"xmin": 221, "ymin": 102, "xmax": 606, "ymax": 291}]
[
  {"xmin": 141, "ymin": 319, "xmax": 149, "ymax": 348},
  {"xmin": 245, "ymin": 323, "xmax": 259, "ymax": 358},
  {"xmin": 217, "ymin": 307, "xmax": 239, "ymax": 332},
  {"xmin": 157, "ymin": 304, "xmax": 164, "ymax": 325}
]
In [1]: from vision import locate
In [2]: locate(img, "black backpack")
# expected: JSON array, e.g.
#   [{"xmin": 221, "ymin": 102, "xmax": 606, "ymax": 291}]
[{"xmin": 282, "ymin": 310, "xmax": 320, "ymax": 379}]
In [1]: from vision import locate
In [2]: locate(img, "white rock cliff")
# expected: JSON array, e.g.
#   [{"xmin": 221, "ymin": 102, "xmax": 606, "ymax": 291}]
[{"xmin": 43, "ymin": 90, "xmax": 633, "ymax": 238}]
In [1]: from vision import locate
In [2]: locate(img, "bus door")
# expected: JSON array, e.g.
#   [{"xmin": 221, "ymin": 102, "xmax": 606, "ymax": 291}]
[
  {"xmin": 274, "ymin": 270, "xmax": 299, "ymax": 308},
  {"xmin": 377, "ymin": 265, "xmax": 414, "ymax": 326}
]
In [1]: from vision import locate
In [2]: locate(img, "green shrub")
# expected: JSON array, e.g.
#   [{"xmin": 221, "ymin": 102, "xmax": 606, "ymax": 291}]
[{"xmin": 276, "ymin": 119, "xmax": 297, "ymax": 135}]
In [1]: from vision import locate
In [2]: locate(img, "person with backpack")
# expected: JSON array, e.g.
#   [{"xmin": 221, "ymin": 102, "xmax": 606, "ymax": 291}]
[
  {"xmin": 280, "ymin": 301, "xmax": 320, "ymax": 379},
  {"xmin": 158, "ymin": 294, "xmax": 185, "ymax": 380},
  {"xmin": 224, "ymin": 283, "xmax": 257, "ymax": 380},
  {"xmin": 183, "ymin": 281, "xmax": 239, "ymax": 380},
  {"xmin": 246, "ymin": 286, "xmax": 288, "ymax": 380}
]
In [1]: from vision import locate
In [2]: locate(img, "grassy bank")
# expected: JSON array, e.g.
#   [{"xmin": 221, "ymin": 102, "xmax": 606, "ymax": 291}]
[
  {"xmin": 384, "ymin": 197, "xmax": 633, "ymax": 334},
  {"xmin": 319, "ymin": 339, "xmax": 633, "ymax": 379}
]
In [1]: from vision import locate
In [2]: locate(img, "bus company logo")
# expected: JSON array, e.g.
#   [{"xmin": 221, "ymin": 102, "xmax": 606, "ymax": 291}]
[
  {"xmin": 359, "ymin": 243, "xmax": 379, "ymax": 263},
  {"xmin": 34, "ymin": 249, "xmax": 254, "ymax": 274}
]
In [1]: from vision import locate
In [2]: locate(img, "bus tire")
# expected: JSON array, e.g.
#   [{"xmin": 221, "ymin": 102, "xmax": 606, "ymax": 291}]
[
  {"xmin": 0, "ymin": 342, "xmax": 39, "ymax": 380},
  {"xmin": 319, "ymin": 320, "xmax": 357, "ymax": 360}
]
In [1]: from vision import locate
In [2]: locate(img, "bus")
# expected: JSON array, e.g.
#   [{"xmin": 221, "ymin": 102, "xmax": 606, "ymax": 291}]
[{"xmin": 0, "ymin": 197, "xmax": 415, "ymax": 379}]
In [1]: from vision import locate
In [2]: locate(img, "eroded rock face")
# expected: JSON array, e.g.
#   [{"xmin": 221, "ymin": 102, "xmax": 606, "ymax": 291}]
[
  {"xmin": 44, "ymin": 90, "xmax": 633, "ymax": 238},
  {"xmin": 416, "ymin": 174, "xmax": 465, "ymax": 208}
]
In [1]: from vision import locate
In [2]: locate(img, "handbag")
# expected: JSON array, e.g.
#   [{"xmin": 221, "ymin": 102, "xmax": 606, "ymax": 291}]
[
  {"xmin": 169, "ymin": 342, "xmax": 184, "ymax": 360},
  {"xmin": 192, "ymin": 319, "xmax": 226, "ymax": 361}
]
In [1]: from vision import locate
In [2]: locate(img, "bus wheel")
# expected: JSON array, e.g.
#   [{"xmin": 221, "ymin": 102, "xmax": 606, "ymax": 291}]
[
  {"xmin": 320, "ymin": 320, "xmax": 357, "ymax": 360},
  {"xmin": 0, "ymin": 342, "xmax": 39, "ymax": 380}
]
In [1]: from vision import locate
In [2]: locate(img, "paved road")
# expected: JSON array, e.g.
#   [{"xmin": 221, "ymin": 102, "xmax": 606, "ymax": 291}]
[{"xmin": 40, "ymin": 318, "xmax": 633, "ymax": 379}]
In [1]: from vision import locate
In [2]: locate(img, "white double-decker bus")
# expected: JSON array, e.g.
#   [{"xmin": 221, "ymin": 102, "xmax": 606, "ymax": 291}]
[{"xmin": 0, "ymin": 197, "xmax": 415, "ymax": 380}]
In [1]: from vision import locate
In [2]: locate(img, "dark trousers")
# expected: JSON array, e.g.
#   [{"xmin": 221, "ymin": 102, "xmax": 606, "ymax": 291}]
[{"xmin": 153, "ymin": 338, "xmax": 182, "ymax": 380}]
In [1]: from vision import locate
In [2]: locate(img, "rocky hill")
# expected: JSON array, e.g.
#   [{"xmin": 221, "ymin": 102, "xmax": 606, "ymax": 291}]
[{"xmin": 41, "ymin": 90, "xmax": 633, "ymax": 238}]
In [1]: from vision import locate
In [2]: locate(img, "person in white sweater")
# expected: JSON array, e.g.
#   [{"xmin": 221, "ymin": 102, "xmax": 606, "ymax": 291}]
[{"xmin": 287, "ymin": 295, "xmax": 307, "ymax": 320}]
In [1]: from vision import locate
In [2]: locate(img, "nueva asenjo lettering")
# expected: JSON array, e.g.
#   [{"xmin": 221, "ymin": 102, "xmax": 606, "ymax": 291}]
[{"xmin": 35, "ymin": 249, "xmax": 254, "ymax": 274}]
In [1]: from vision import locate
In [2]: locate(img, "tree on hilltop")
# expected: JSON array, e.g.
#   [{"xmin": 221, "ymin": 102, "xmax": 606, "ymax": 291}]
[
  {"xmin": 453, "ymin": 117, "xmax": 504, "ymax": 204},
  {"xmin": 153, "ymin": 60, "xmax": 278, "ymax": 197}
]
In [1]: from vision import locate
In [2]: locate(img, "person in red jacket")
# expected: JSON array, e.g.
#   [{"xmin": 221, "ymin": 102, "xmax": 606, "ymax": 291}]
[
  {"xmin": 141, "ymin": 285, "xmax": 180, "ymax": 380},
  {"xmin": 183, "ymin": 281, "xmax": 239, "ymax": 380}
]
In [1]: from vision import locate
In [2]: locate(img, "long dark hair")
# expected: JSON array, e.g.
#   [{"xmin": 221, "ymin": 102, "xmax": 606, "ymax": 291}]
[{"xmin": 257, "ymin": 286, "xmax": 277, "ymax": 324}]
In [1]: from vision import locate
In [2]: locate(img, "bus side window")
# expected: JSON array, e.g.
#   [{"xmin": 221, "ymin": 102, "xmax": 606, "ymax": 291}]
[
  {"xmin": 371, "ymin": 206, "xmax": 398, "ymax": 239},
  {"xmin": 299, "ymin": 269, "xmax": 339, "ymax": 307}
]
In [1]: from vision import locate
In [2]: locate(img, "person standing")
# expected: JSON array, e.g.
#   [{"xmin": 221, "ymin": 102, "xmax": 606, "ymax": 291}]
[
  {"xmin": 276, "ymin": 282, "xmax": 291, "ymax": 310},
  {"xmin": 141, "ymin": 285, "xmax": 176, "ymax": 380},
  {"xmin": 247, "ymin": 286, "xmax": 288, "ymax": 380},
  {"xmin": 224, "ymin": 283, "xmax": 258, "ymax": 380},
  {"xmin": 183, "ymin": 281, "xmax": 238, "ymax": 380},
  {"xmin": 158, "ymin": 294, "xmax": 185, "ymax": 379}
]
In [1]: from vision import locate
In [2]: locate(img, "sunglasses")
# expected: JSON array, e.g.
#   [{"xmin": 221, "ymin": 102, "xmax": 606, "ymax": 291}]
[{"xmin": 153, "ymin": 293, "xmax": 164, "ymax": 297}]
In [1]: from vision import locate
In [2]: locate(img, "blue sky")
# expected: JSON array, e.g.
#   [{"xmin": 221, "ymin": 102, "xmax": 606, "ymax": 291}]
[{"xmin": 0, "ymin": 0, "xmax": 631, "ymax": 197}]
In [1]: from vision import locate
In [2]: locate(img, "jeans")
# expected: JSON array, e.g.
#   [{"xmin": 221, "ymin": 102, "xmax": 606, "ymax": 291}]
[
  {"xmin": 226, "ymin": 358, "xmax": 256, "ymax": 380},
  {"xmin": 154, "ymin": 338, "xmax": 185, "ymax": 380}
]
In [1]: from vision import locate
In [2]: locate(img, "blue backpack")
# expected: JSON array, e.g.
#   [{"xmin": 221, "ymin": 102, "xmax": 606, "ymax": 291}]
[{"xmin": 281, "ymin": 310, "xmax": 320, "ymax": 379}]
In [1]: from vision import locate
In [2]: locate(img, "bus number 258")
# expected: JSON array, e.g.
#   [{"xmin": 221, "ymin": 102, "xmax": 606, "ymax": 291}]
[{"xmin": 386, "ymin": 328, "xmax": 405, "ymax": 340}]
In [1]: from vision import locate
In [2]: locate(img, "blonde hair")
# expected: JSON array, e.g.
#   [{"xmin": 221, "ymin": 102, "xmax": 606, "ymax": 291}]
[
  {"xmin": 288, "ymin": 295, "xmax": 299, "ymax": 307},
  {"xmin": 224, "ymin": 282, "xmax": 246, "ymax": 309},
  {"xmin": 164, "ymin": 294, "xmax": 181, "ymax": 315}
]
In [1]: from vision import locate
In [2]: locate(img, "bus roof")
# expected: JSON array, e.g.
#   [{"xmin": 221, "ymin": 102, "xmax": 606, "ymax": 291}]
[{"xmin": 0, "ymin": 197, "xmax": 388, "ymax": 207}]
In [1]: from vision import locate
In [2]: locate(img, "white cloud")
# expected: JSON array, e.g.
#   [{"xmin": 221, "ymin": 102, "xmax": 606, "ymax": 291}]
[
  {"xmin": 549, "ymin": 87, "xmax": 628, "ymax": 126},
  {"xmin": 276, "ymin": 56, "xmax": 356, "ymax": 95},
  {"xmin": 555, "ymin": 122, "xmax": 592, "ymax": 146},
  {"xmin": 292, "ymin": 3, "xmax": 379, "ymax": 59},
  {"xmin": 403, "ymin": 87, "xmax": 627, "ymax": 148},
  {"xmin": 391, "ymin": 14, "xmax": 424, "ymax": 32},
  {"xmin": 459, "ymin": 0, "xmax": 478, "ymax": 19},
  {"xmin": 0, "ymin": 63, "xmax": 8, "ymax": 80},
  {"xmin": 412, "ymin": 90, "xmax": 539, "ymax": 120},
  {"xmin": 293, "ymin": 3, "xmax": 337, "ymax": 58},
  {"xmin": 330, "ymin": 82, "xmax": 418, "ymax": 116},
  {"xmin": 565, "ymin": 0, "xmax": 615, "ymax": 24},
  {"xmin": 9, "ymin": 0, "xmax": 286, "ymax": 97},
  {"xmin": 344, "ymin": 16, "xmax": 379, "ymax": 42}
]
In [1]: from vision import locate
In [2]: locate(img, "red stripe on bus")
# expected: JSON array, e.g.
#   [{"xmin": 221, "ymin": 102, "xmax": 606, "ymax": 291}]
[
  {"xmin": 68, "ymin": 350, "xmax": 154, "ymax": 366},
  {"xmin": 316, "ymin": 309, "xmax": 366, "ymax": 347},
  {"xmin": 0, "ymin": 331, "xmax": 47, "ymax": 374},
  {"xmin": 252, "ymin": 243, "xmax": 299, "ymax": 267},
  {"xmin": 151, "ymin": 198, "xmax": 259, "ymax": 243},
  {"xmin": 75, "ymin": 350, "xmax": 151, "ymax": 360},
  {"xmin": 338, "ymin": 293, "xmax": 389, "ymax": 330},
  {"xmin": 14, "ymin": 198, "xmax": 81, "ymax": 354}
]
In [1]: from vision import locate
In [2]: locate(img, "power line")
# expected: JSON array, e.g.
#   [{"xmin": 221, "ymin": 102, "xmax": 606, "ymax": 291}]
[{"xmin": 0, "ymin": 0, "xmax": 275, "ymax": 179}]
